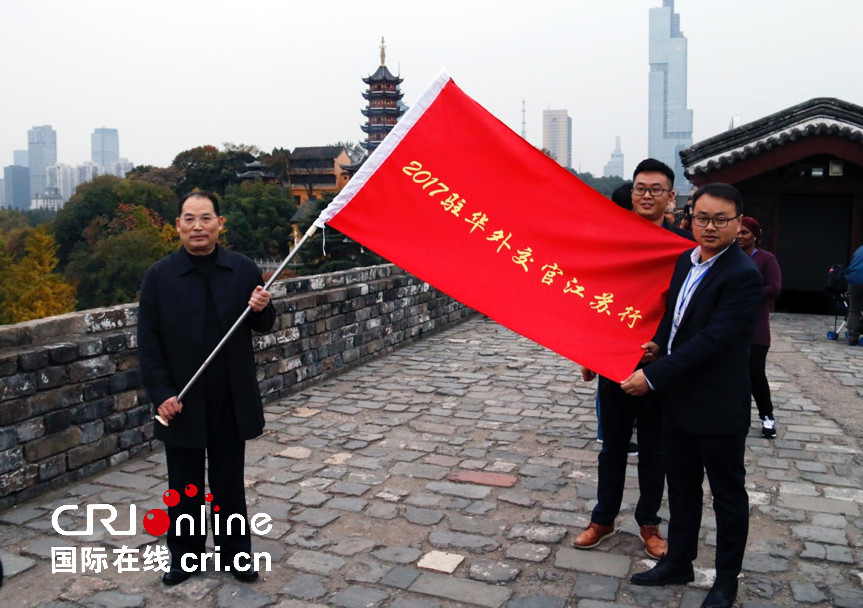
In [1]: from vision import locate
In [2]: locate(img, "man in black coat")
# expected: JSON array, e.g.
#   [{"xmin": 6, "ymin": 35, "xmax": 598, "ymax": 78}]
[
  {"xmin": 621, "ymin": 183, "xmax": 761, "ymax": 608},
  {"xmin": 138, "ymin": 191, "xmax": 275, "ymax": 585}
]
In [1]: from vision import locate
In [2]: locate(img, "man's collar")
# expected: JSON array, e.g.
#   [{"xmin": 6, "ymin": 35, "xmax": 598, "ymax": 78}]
[{"xmin": 689, "ymin": 244, "xmax": 733, "ymax": 267}]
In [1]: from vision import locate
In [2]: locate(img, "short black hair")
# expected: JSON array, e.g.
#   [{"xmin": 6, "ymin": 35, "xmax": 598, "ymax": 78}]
[
  {"xmin": 632, "ymin": 158, "xmax": 675, "ymax": 189},
  {"xmin": 610, "ymin": 181, "xmax": 633, "ymax": 210},
  {"xmin": 178, "ymin": 190, "xmax": 220, "ymax": 217},
  {"xmin": 691, "ymin": 183, "xmax": 744, "ymax": 215}
]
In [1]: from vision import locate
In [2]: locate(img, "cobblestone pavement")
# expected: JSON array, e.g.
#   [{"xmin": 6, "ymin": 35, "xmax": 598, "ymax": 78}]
[{"xmin": 1, "ymin": 312, "xmax": 861, "ymax": 608}]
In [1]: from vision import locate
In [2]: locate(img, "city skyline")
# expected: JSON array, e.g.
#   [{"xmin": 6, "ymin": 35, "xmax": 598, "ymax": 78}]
[{"xmin": 1, "ymin": 1, "xmax": 861, "ymax": 176}]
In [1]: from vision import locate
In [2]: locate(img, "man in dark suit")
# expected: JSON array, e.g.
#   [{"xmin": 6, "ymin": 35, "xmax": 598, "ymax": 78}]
[
  {"xmin": 621, "ymin": 183, "xmax": 761, "ymax": 608},
  {"xmin": 574, "ymin": 159, "xmax": 692, "ymax": 560},
  {"xmin": 138, "ymin": 191, "xmax": 275, "ymax": 585}
]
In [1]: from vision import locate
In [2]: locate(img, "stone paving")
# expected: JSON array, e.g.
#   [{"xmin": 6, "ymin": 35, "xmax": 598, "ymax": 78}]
[{"xmin": 1, "ymin": 312, "xmax": 861, "ymax": 608}]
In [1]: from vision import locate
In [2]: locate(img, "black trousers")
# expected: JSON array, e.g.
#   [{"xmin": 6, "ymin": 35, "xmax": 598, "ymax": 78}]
[
  {"xmin": 591, "ymin": 377, "xmax": 664, "ymax": 527},
  {"xmin": 164, "ymin": 399, "xmax": 249, "ymax": 567},
  {"xmin": 748, "ymin": 344, "xmax": 773, "ymax": 418},
  {"xmin": 663, "ymin": 416, "xmax": 748, "ymax": 580}
]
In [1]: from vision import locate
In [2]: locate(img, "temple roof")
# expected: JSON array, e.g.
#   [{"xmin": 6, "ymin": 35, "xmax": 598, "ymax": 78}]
[
  {"xmin": 363, "ymin": 64, "xmax": 402, "ymax": 84},
  {"xmin": 681, "ymin": 97, "xmax": 863, "ymax": 178},
  {"xmin": 291, "ymin": 146, "xmax": 347, "ymax": 160}
]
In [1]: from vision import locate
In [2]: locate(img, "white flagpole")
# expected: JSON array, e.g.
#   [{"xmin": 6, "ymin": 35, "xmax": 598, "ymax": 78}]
[{"xmin": 155, "ymin": 224, "xmax": 318, "ymax": 427}]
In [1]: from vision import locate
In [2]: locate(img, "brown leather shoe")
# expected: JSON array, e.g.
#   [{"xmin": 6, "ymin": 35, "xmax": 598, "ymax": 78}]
[
  {"xmin": 572, "ymin": 522, "xmax": 615, "ymax": 549},
  {"xmin": 640, "ymin": 524, "xmax": 668, "ymax": 559}
]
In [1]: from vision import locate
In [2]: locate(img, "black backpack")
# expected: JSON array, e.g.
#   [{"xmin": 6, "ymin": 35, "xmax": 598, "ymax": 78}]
[{"xmin": 825, "ymin": 264, "xmax": 848, "ymax": 297}]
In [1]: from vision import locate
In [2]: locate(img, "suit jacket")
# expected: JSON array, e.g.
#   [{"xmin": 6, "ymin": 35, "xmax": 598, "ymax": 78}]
[
  {"xmin": 137, "ymin": 246, "xmax": 276, "ymax": 449},
  {"xmin": 644, "ymin": 243, "xmax": 761, "ymax": 435}
]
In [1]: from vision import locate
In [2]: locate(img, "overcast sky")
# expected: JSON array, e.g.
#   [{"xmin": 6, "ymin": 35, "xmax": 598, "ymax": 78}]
[{"xmin": 2, "ymin": 0, "xmax": 861, "ymax": 177}]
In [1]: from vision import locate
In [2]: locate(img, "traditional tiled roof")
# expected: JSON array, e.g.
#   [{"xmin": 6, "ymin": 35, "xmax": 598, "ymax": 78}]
[
  {"xmin": 291, "ymin": 146, "xmax": 346, "ymax": 160},
  {"xmin": 363, "ymin": 64, "xmax": 402, "ymax": 84},
  {"xmin": 681, "ymin": 98, "xmax": 863, "ymax": 178}
]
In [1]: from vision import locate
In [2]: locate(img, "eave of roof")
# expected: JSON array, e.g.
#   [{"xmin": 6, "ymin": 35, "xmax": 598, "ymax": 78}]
[{"xmin": 681, "ymin": 98, "xmax": 863, "ymax": 177}]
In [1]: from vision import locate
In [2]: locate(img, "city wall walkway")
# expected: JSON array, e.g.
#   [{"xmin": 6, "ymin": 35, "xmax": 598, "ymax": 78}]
[{"xmin": 0, "ymin": 312, "xmax": 861, "ymax": 607}]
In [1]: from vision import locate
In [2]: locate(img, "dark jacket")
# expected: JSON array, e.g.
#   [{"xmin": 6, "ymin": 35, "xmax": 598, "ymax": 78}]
[
  {"xmin": 644, "ymin": 244, "xmax": 761, "ymax": 435},
  {"xmin": 137, "ymin": 246, "xmax": 276, "ymax": 448}
]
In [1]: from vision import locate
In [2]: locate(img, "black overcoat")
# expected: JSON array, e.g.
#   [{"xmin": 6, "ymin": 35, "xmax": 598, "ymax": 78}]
[{"xmin": 137, "ymin": 246, "xmax": 276, "ymax": 448}]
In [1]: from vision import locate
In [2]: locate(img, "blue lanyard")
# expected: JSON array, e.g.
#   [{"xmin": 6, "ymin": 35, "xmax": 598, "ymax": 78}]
[{"xmin": 676, "ymin": 265, "xmax": 709, "ymax": 321}]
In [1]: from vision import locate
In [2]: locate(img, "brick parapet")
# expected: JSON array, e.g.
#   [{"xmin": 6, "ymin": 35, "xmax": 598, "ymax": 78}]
[{"xmin": 0, "ymin": 264, "xmax": 474, "ymax": 508}]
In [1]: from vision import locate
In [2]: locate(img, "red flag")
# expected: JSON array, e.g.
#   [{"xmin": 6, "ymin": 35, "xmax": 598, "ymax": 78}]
[{"xmin": 316, "ymin": 71, "xmax": 691, "ymax": 381}]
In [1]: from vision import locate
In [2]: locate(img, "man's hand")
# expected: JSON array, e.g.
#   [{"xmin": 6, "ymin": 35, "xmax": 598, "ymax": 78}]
[
  {"xmin": 248, "ymin": 286, "xmax": 271, "ymax": 312},
  {"xmin": 157, "ymin": 396, "xmax": 182, "ymax": 422},
  {"xmin": 639, "ymin": 341, "xmax": 660, "ymax": 364},
  {"xmin": 580, "ymin": 366, "xmax": 596, "ymax": 382},
  {"xmin": 620, "ymin": 369, "xmax": 650, "ymax": 396}
]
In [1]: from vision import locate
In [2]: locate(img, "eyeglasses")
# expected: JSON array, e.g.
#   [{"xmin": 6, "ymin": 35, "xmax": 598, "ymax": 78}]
[
  {"xmin": 692, "ymin": 214, "xmax": 740, "ymax": 229},
  {"xmin": 180, "ymin": 214, "xmax": 217, "ymax": 227},
  {"xmin": 632, "ymin": 186, "xmax": 670, "ymax": 197}
]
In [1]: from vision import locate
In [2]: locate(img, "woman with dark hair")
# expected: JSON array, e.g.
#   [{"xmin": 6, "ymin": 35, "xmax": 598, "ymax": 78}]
[{"xmin": 737, "ymin": 217, "xmax": 782, "ymax": 438}]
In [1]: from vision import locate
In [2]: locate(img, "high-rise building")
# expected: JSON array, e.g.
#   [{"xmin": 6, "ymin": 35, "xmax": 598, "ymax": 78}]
[
  {"xmin": 28, "ymin": 125, "xmax": 57, "ymax": 200},
  {"xmin": 543, "ymin": 109, "xmax": 572, "ymax": 169},
  {"xmin": 4, "ymin": 165, "xmax": 30, "ymax": 210},
  {"xmin": 603, "ymin": 136, "xmax": 625, "ymax": 178},
  {"xmin": 648, "ymin": 0, "xmax": 693, "ymax": 192},
  {"xmin": 91, "ymin": 127, "xmax": 120, "ymax": 167},
  {"xmin": 13, "ymin": 150, "xmax": 28, "ymax": 167}
]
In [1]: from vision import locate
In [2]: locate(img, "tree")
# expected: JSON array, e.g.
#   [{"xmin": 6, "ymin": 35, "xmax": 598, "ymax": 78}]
[
  {"xmin": 292, "ymin": 193, "xmax": 387, "ymax": 275},
  {"xmin": 221, "ymin": 182, "xmax": 298, "ymax": 259},
  {"xmin": 53, "ymin": 175, "xmax": 176, "ymax": 266},
  {"xmin": 64, "ymin": 204, "xmax": 177, "ymax": 309},
  {"xmin": 570, "ymin": 170, "xmax": 626, "ymax": 197},
  {"xmin": 170, "ymin": 144, "xmax": 258, "ymax": 196},
  {"xmin": 0, "ymin": 227, "xmax": 76, "ymax": 324},
  {"xmin": 330, "ymin": 141, "xmax": 365, "ymax": 163}
]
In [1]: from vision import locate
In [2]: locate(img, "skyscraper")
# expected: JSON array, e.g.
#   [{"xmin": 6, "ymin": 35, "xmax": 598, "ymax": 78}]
[
  {"xmin": 603, "ymin": 136, "xmax": 625, "ymax": 178},
  {"xmin": 542, "ymin": 109, "xmax": 572, "ymax": 169},
  {"xmin": 28, "ymin": 125, "xmax": 57, "ymax": 200},
  {"xmin": 648, "ymin": 0, "xmax": 693, "ymax": 192},
  {"xmin": 91, "ymin": 127, "xmax": 120, "ymax": 167}
]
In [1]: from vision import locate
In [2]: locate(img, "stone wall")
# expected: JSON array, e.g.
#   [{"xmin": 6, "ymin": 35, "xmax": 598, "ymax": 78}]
[{"xmin": 0, "ymin": 264, "xmax": 474, "ymax": 509}]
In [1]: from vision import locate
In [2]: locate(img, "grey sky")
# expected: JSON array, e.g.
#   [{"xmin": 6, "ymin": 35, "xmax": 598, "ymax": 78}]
[{"xmin": 2, "ymin": 0, "xmax": 861, "ymax": 177}]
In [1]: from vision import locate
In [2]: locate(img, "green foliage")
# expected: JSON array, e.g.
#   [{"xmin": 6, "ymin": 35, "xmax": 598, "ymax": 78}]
[
  {"xmin": 171, "ymin": 144, "xmax": 259, "ymax": 196},
  {"xmin": 0, "ymin": 227, "xmax": 76, "ymax": 324},
  {"xmin": 64, "ymin": 204, "xmax": 177, "ymax": 309},
  {"xmin": 53, "ymin": 175, "xmax": 176, "ymax": 266},
  {"xmin": 570, "ymin": 170, "xmax": 627, "ymax": 197},
  {"xmin": 221, "ymin": 182, "xmax": 298, "ymax": 259},
  {"xmin": 292, "ymin": 193, "xmax": 387, "ymax": 275}
]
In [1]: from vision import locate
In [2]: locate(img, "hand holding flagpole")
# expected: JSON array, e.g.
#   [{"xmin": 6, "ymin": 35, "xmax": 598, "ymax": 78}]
[{"xmin": 155, "ymin": 225, "xmax": 318, "ymax": 427}]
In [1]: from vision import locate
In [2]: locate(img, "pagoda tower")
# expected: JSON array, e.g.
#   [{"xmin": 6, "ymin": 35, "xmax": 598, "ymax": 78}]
[{"xmin": 360, "ymin": 37, "xmax": 405, "ymax": 155}]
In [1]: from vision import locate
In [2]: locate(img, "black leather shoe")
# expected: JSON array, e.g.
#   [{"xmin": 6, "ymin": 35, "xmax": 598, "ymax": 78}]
[
  {"xmin": 162, "ymin": 568, "xmax": 195, "ymax": 586},
  {"xmin": 701, "ymin": 577, "xmax": 737, "ymax": 608},
  {"xmin": 232, "ymin": 555, "xmax": 259, "ymax": 583},
  {"xmin": 630, "ymin": 558, "xmax": 694, "ymax": 586}
]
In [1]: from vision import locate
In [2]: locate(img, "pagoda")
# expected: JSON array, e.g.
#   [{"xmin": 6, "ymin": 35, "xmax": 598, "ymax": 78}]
[{"xmin": 360, "ymin": 37, "xmax": 405, "ymax": 155}]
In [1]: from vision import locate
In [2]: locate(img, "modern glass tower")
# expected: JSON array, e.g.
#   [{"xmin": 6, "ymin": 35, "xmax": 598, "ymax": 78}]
[
  {"xmin": 91, "ymin": 127, "xmax": 120, "ymax": 167},
  {"xmin": 28, "ymin": 125, "xmax": 57, "ymax": 200},
  {"xmin": 542, "ymin": 109, "xmax": 572, "ymax": 169},
  {"xmin": 648, "ymin": 0, "xmax": 693, "ymax": 192}
]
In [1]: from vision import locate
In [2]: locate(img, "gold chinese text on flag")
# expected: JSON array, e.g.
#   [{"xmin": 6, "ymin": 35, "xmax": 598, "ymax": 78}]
[{"xmin": 316, "ymin": 70, "xmax": 692, "ymax": 382}]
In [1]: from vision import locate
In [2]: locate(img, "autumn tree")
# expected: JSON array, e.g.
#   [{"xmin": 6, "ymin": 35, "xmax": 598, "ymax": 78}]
[
  {"xmin": 0, "ymin": 227, "xmax": 76, "ymax": 324},
  {"xmin": 53, "ymin": 175, "xmax": 176, "ymax": 266},
  {"xmin": 170, "ymin": 144, "xmax": 259, "ymax": 196},
  {"xmin": 65, "ymin": 204, "xmax": 177, "ymax": 309}
]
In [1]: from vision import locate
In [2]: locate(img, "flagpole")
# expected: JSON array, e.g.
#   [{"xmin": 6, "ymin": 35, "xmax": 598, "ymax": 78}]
[{"xmin": 154, "ymin": 224, "xmax": 318, "ymax": 427}]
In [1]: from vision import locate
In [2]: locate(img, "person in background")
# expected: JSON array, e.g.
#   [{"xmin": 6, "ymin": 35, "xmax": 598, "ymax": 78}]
[
  {"xmin": 737, "ymin": 217, "xmax": 782, "ymax": 438},
  {"xmin": 846, "ymin": 245, "xmax": 863, "ymax": 346}
]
